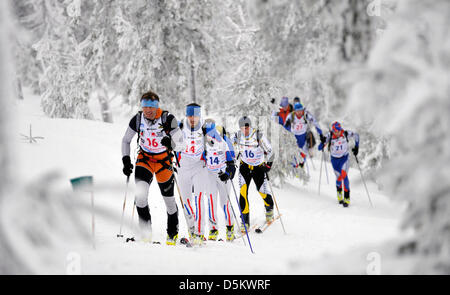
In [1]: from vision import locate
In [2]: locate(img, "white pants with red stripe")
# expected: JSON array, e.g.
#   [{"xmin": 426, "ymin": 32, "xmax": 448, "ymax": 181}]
[
  {"xmin": 177, "ymin": 161, "xmax": 209, "ymax": 236},
  {"xmin": 205, "ymin": 170, "xmax": 235, "ymax": 231}
]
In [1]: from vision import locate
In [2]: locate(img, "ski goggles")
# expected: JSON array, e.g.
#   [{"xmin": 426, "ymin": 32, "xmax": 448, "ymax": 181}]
[
  {"xmin": 186, "ymin": 105, "xmax": 201, "ymax": 117},
  {"xmin": 141, "ymin": 99, "xmax": 159, "ymax": 108}
]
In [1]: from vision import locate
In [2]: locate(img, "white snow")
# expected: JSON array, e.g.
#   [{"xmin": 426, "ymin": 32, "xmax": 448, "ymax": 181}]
[{"xmin": 8, "ymin": 90, "xmax": 403, "ymax": 274}]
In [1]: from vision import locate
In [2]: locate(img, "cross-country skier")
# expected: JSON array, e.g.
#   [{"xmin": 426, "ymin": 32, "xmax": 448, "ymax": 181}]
[
  {"xmin": 202, "ymin": 119, "xmax": 237, "ymax": 241},
  {"xmin": 272, "ymin": 96, "xmax": 293, "ymax": 130},
  {"xmin": 176, "ymin": 103, "xmax": 209, "ymax": 245},
  {"xmin": 233, "ymin": 116, "xmax": 276, "ymax": 232},
  {"xmin": 284, "ymin": 102, "xmax": 325, "ymax": 169},
  {"xmin": 121, "ymin": 91, "xmax": 185, "ymax": 245},
  {"xmin": 318, "ymin": 121, "xmax": 360, "ymax": 207}
]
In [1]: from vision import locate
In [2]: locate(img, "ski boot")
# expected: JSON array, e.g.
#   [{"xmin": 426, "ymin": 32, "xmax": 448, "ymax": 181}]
[
  {"xmin": 240, "ymin": 222, "xmax": 250, "ymax": 234},
  {"xmin": 226, "ymin": 225, "xmax": 235, "ymax": 242},
  {"xmin": 337, "ymin": 190, "xmax": 344, "ymax": 204},
  {"xmin": 166, "ymin": 233, "xmax": 178, "ymax": 246},
  {"xmin": 343, "ymin": 191, "xmax": 350, "ymax": 207},
  {"xmin": 192, "ymin": 234, "xmax": 205, "ymax": 246},
  {"xmin": 265, "ymin": 209, "xmax": 274, "ymax": 223},
  {"xmin": 208, "ymin": 229, "xmax": 219, "ymax": 241},
  {"xmin": 188, "ymin": 226, "xmax": 195, "ymax": 240}
]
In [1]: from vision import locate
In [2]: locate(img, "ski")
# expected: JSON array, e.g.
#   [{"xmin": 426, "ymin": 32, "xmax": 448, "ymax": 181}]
[
  {"xmin": 180, "ymin": 237, "xmax": 192, "ymax": 248},
  {"xmin": 235, "ymin": 224, "xmax": 258, "ymax": 239},
  {"xmin": 255, "ymin": 214, "xmax": 282, "ymax": 234},
  {"xmin": 125, "ymin": 237, "xmax": 161, "ymax": 244}
]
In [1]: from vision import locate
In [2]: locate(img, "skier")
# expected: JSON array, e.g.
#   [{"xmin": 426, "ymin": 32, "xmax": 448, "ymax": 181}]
[
  {"xmin": 318, "ymin": 121, "xmax": 360, "ymax": 207},
  {"xmin": 233, "ymin": 116, "xmax": 276, "ymax": 232},
  {"xmin": 202, "ymin": 119, "xmax": 237, "ymax": 241},
  {"xmin": 284, "ymin": 102, "xmax": 325, "ymax": 170},
  {"xmin": 272, "ymin": 96, "xmax": 293, "ymax": 130},
  {"xmin": 121, "ymin": 91, "xmax": 185, "ymax": 245},
  {"xmin": 176, "ymin": 103, "xmax": 209, "ymax": 245}
]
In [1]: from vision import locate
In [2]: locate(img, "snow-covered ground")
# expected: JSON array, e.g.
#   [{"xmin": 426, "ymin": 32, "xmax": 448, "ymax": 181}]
[{"xmin": 7, "ymin": 90, "xmax": 404, "ymax": 274}]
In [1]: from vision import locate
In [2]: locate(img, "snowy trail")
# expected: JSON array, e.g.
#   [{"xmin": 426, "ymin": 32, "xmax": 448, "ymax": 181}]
[{"xmin": 9, "ymin": 94, "xmax": 402, "ymax": 274}]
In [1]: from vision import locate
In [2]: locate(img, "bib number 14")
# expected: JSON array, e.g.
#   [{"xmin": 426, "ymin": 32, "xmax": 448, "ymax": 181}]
[{"xmin": 209, "ymin": 157, "xmax": 220, "ymax": 165}]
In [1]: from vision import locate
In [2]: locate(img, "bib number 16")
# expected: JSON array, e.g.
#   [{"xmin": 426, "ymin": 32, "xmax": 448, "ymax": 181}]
[{"xmin": 244, "ymin": 150, "xmax": 255, "ymax": 158}]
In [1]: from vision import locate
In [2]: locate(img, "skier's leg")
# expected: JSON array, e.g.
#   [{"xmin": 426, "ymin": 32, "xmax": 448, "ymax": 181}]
[
  {"xmin": 295, "ymin": 134, "xmax": 307, "ymax": 166},
  {"xmin": 192, "ymin": 165, "xmax": 208, "ymax": 238},
  {"xmin": 220, "ymin": 179, "xmax": 236, "ymax": 241},
  {"xmin": 134, "ymin": 166, "xmax": 153, "ymax": 239},
  {"xmin": 238, "ymin": 164, "xmax": 252, "ymax": 228},
  {"xmin": 155, "ymin": 165, "xmax": 179, "ymax": 242},
  {"xmin": 206, "ymin": 171, "xmax": 219, "ymax": 238},
  {"xmin": 340, "ymin": 156, "xmax": 351, "ymax": 206},
  {"xmin": 177, "ymin": 168, "xmax": 196, "ymax": 236},
  {"xmin": 218, "ymin": 178, "xmax": 234, "ymax": 227},
  {"xmin": 253, "ymin": 166, "xmax": 274, "ymax": 221}
]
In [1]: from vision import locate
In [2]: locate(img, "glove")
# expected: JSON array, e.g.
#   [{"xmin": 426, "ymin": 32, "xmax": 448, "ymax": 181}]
[
  {"xmin": 218, "ymin": 171, "xmax": 230, "ymax": 182},
  {"xmin": 225, "ymin": 161, "xmax": 236, "ymax": 180},
  {"xmin": 352, "ymin": 146, "xmax": 359, "ymax": 156},
  {"xmin": 319, "ymin": 133, "xmax": 326, "ymax": 144},
  {"xmin": 262, "ymin": 162, "xmax": 272, "ymax": 173},
  {"xmin": 161, "ymin": 136, "xmax": 172, "ymax": 150},
  {"xmin": 318, "ymin": 142, "xmax": 324, "ymax": 151},
  {"xmin": 122, "ymin": 156, "xmax": 133, "ymax": 177}
]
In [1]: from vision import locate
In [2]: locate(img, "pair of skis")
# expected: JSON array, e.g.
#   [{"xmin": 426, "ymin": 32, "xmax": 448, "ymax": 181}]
[
  {"xmin": 236, "ymin": 214, "xmax": 282, "ymax": 237},
  {"xmin": 124, "ymin": 236, "xmax": 193, "ymax": 247}
]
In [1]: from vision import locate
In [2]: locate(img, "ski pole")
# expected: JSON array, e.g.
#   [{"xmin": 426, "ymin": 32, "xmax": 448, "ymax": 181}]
[
  {"xmin": 318, "ymin": 150, "xmax": 324, "ymax": 195},
  {"xmin": 230, "ymin": 180, "xmax": 255, "ymax": 254},
  {"xmin": 117, "ymin": 175, "xmax": 130, "ymax": 238},
  {"xmin": 324, "ymin": 150, "xmax": 329, "ymax": 185},
  {"xmin": 224, "ymin": 181, "xmax": 247, "ymax": 246},
  {"xmin": 307, "ymin": 150, "xmax": 316, "ymax": 171},
  {"xmin": 354, "ymin": 155, "xmax": 374, "ymax": 208},
  {"xmin": 264, "ymin": 172, "xmax": 287, "ymax": 235}
]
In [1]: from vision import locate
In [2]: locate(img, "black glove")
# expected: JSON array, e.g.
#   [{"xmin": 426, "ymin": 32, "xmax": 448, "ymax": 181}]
[
  {"xmin": 218, "ymin": 171, "xmax": 230, "ymax": 182},
  {"xmin": 262, "ymin": 162, "xmax": 272, "ymax": 173},
  {"xmin": 122, "ymin": 156, "xmax": 133, "ymax": 177},
  {"xmin": 161, "ymin": 136, "xmax": 172, "ymax": 150},
  {"xmin": 225, "ymin": 161, "xmax": 236, "ymax": 180},
  {"xmin": 352, "ymin": 146, "xmax": 359, "ymax": 156},
  {"xmin": 319, "ymin": 133, "xmax": 326, "ymax": 144}
]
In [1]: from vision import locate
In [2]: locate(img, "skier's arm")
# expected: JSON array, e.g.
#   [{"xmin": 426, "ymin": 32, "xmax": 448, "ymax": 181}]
[
  {"xmin": 305, "ymin": 111, "xmax": 323, "ymax": 135},
  {"xmin": 224, "ymin": 135, "xmax": 236, "ymax": 160},
  {"xmin": 318, "ymin": 132, "xmax": 330, "ymax": 151},
  {"xmin": 346, "ymin": 130, "xmax": 360, "ymax": 147},
  {"xmin": 166, "ymin": 114, "xmax": 186, "ymax": 152},
  {"xmin": 283, "ymin": 115, "xmax": 292, "ymax": 132},
  {"xmin": 260, "ymin": 133, "xmax": 275, "ymax": 164},
  {"xmin": 121, "ymin": 115, "xmax": 138, "ymax": 157}
]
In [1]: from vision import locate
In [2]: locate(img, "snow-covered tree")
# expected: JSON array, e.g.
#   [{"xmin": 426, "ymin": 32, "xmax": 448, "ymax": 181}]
[
  {"xmin": 33, "ymin": 0, "xmax": 92, "ymax": 119},
  {"xmin": 348, "ymin": 0, "xmax": 450, "ymax": 273}
]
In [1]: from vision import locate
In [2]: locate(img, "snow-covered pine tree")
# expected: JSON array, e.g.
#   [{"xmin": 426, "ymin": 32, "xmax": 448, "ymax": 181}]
[
  {"xmin": 348, "ymin": 0, "xmax": 450, "ymax": 273},
  {"xmin": 33, "ymin": 0, "xmax": 92, "ymax": 119}
]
